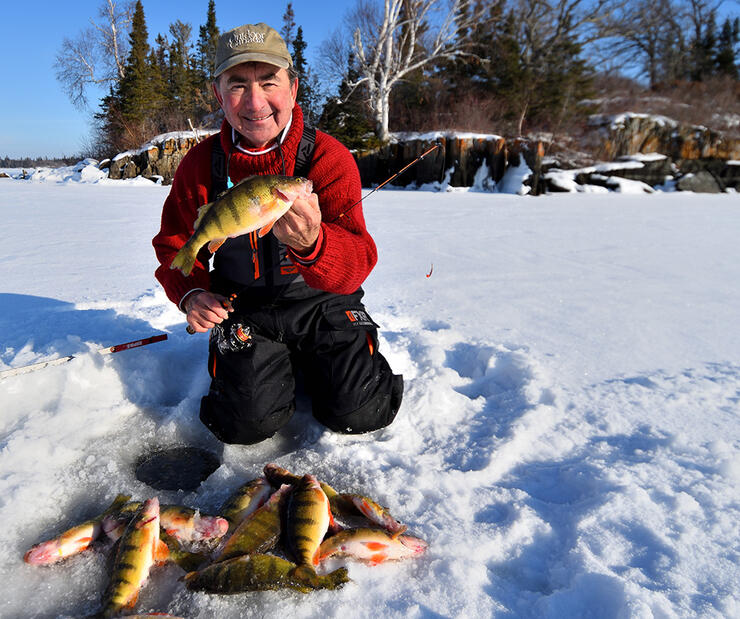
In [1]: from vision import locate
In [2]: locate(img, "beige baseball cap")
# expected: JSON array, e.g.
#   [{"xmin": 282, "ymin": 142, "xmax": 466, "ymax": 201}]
[{"xmin": 214, "ymin": 23, "xmax": 293, "ymax": 78}]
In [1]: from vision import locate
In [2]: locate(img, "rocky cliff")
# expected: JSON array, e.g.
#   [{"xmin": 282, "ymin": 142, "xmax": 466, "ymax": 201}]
[
  {"xmin": 106, "ymin": 115, "xmax": 738, "ymax": 193},
  {"xmin": 590, "ymin": 113, "xmax": 740, "ymax": 161},
  {"xmin": 106, "ymin": 130, "xmax": 218, "ymax": 183}
]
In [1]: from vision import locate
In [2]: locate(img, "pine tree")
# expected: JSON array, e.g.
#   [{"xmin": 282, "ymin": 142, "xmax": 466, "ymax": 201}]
[
  {"xmin": 148, "ymin": 47, "xmax": 167, "ymax": 125},
  {"xmin": 194, "ymin": 1, "xmax": 220, "ymax": 121},
  {"xmin": 319, "ymin": 53, "xmax": 375, "ymax": 149},
  {"xmin": 387, "ymin": 0, "xmax": 432, "ymax": 131},
  {"xmin": 168, "ymin": 20, "xmax": 196, "ymax": 117},
  {"xmin": 94, "ymin": 86, "xmax": 125, "ymax": 154},
  {"xmin": 448, "ymin": 0, "xmax": 501, "ymax": 94},
  {"xmin": 154, "ymin": 33, "xmax": 169, "ymax": 77},
  {"xmin": 489, "ymin": 10, "xmax": 527, "ymax": 127},
  {"xmin": 116, "ymin": 1, "xmax": 156, "ymax": 124},
  {"xmin": 691, "ymin": 10, "xmax": 718, "ymax": 81},
  {"xmin": 101, "ymin": 0, "xmax": 161, "ymax": 150},
  {"xmin": 292, "ymin": 26, "xmax": 320, "ymax": 125},
  {"xmin": 715, "ymin": 17, "xmax": 739, "ymax": 78},
  {"xmin": 281, "ymin": 3, "xmax": 296, "ymax": 49},
  {"xmin": 196, "ymin": 0, "xmax": 219, "ymax": 80},
  {"xmin": 657, "ymin": 15, "xmax": 690, "ymax": 83}
]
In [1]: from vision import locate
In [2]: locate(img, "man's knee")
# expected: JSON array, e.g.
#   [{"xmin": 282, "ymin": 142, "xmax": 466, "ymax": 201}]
[
  {"xmin": 199, "ymin": 388, "xmax": 294, "ymax": 445},
  {"xmin": 317, "ymin": 372, "xmax": 403, "ymax": 434}
]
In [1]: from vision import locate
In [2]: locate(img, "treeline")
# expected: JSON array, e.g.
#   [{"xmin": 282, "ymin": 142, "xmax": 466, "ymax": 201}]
[
  {"xmin": 60, "ymin": 1, "xmax": 322, "ymax": 156},
  {"xmin": 93, "ymin": 0, "xmax": 220, "ymax": 155},
  {"xmin": 381, "ymin": 0, "xmax": 739, "ymax": 137},
  {"xmin": 1, "ymin": 156, "xmax": 80, "ymax": 168},
  {"xmin": 54, "ymin": 0, "xmax": 739, "ymax": 159}
]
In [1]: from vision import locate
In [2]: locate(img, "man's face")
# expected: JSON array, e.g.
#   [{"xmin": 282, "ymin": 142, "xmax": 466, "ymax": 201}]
[{"xmin": 214, "ymin": 62, "xmax": 298, "ymax": 150}]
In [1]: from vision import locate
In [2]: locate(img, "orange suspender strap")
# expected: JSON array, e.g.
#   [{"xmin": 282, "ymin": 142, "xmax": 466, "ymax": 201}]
[{"xmin": 249, "ymin": 231, "xmax": 260, "ymax": 279}]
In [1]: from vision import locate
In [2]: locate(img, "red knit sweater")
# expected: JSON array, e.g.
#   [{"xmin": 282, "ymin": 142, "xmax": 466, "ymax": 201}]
[{"xmin": 152, "ymin": 105, "xmax": 377, "ymax": 307}]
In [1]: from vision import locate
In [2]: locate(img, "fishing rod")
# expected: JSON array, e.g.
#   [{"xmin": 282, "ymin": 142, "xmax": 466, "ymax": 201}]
[
  {"xmin": 0, "ymin": 334, "xmax": 168, "ymax": 379},
  {"xmin": 328, "ymin": 142, "xmax": 441, "ymax": 223},
  {"xmin": 185, "ymin": 142, "xmax": 442, "ymax": 334}
]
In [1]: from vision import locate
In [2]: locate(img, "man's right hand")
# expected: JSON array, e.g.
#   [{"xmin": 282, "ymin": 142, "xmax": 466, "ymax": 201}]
[{"xmin": 183, "ymin": 291, "xmax": 234, "ymax": 333}]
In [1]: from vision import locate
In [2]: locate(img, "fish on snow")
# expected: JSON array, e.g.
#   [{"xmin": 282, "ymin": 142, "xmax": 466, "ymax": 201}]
[
  {"xmin": 101, "ymin": 497, "xmax": 168, "ymax": 617},
  {"xmin": 317, "ymin": 527, "xmax": 428, "ymax": 565},
  {"xmin": 24, "ymin": 494, "xmax": 130, "ymax": 566}
]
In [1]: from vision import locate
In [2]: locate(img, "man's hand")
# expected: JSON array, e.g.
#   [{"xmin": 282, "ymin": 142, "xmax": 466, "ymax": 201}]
[
  {"xmin": 272, "ymin": 193, "xmax": 322, "ymax": 255},
  {"xmin": 183, "ymin": 291, "xmax": 233, "ymax": 333}
]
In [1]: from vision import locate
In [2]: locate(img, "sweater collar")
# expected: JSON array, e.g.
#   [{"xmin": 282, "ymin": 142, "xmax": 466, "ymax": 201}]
[
  {"xmin": 231, "ymin": 114, "xmax": 293, "ymax": 156},
  {"xmin": 219, "ymin": 104, "xmax": 305, "ymax": 175}
]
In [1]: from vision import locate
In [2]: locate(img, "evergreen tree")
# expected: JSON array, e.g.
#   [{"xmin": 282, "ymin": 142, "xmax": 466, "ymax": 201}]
[
  {"xmin": 196, "ymin": 0, "xmax": 219, "ymax": 80},
  {"xmin": 148, "ymin": 47, "xmax": 167, "ymax": 124},
  {"xmin": 489, "ymin": 11, "xmax": 527, "ymax": 125},
  {"xmin": 319, "ymin": 53, "xmax": 375, "ymax": 148},
  {"xmin": 691, "ymin": 10, "xmax": 718, "ymax": 80},
  {"xmin": 94, "ymin": 86, "xmax": 125, "ymax": 154},
  {"xmin": 194, "ymin": 1, "xmax": 220, "ymax": 120},
  {"xmin": 657, "ymin": 13, "xmax": 690, "ymax": 83},
  {"xmin": 116, "ymin": 1, "xmax": 157, "ymax": 124},
  {"xmin": 168, "ymin": 20, "xmax": 196, "ymax": 116},
  {"xmin": 292, "ymin": 26, "xmax": 320, "ymax": 125},
  {"xmin": 154, "ymin": 33, "xmax": 169, "ymax": 78},
  {"xmin": 533, "ymin": 34, "xmax": 593, "ymax": 128},
  {"xmin": 387, "ymin": 0, "xmax": 433, "ymax": 131},
  {"xmin": 440, "ymin": 0, "xmax": 497, "ymax": 93},
  {"xmin": 100, "ymin": 0, "xmax": 160, "ymax": 150},
  {"xmin": 281, "ymin": 3, "xmax": 296, "ymax": 49},
  {"xmin": 715, "ymin": 17, "xmax": 739, "ymax": 78}
]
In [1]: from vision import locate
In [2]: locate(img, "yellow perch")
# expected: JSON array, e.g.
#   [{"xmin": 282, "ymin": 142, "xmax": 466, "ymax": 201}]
[
  {"xmin": 219, "ymin": 476, "xmax": 274, "ymax": 530},
  {"xmin": 170, "ymin": 175, "xmax": 313, "ymax": 276},
  {"xmin": 286, "ymin": 474, "xmax": 333, "ymax": 579},
  {"xmin": 101, "ymin": 497, "xmax": 167, "ymax": 617},
  {"xmin": 24, "ymin": 494, "xmax": 130, "ymax": 565},
  {"xmin": 184, "ymin": 553, "xmax": 349, "ymax": 594},
  {"xmin": 317, "ymin": 527, "xmax": 428, "ymax": 565},
  {"xmin": 213, "ymin": 485, "xmax": 291, "ymax": 563},
  {"xmin": 263, "ymin": 463, "xmax": 338, "ymax": 499},
  {"xmin": 102, "ymin": 502, "xmax": 228, "ymax": 543},
  {"xmin": 330, "ymin": 493, "xmax": 407, "ymax": 536}
]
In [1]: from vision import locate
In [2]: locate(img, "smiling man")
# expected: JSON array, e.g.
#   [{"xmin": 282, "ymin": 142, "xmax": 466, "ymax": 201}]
[{"xmin": 152, "ymin": 23, "xmax": 403, "ymax": 445}]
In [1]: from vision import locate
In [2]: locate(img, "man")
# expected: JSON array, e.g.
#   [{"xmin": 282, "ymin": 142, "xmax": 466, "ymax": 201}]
[{"xmin": 152, "ymin": 23, "xmax": 403, "ymax": 445}]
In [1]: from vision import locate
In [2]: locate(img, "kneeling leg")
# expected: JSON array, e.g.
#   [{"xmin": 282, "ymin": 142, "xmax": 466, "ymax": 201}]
[
  {"xmin": 199, "ymin": 331, "xmax": 295, "ymax": 445},
  {"xmin": 303, "ymin": 327, "xmax": 403, "ymax": 435}
]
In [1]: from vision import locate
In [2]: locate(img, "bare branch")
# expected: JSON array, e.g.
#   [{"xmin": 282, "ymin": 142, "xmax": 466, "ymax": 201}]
[
  {"xmin": 54, "ymin": 0, "xmax": 134, "ymax": 109},
  {"xmin": 345, "ymin": 0, "xmax": 492, "ymax": 141}
]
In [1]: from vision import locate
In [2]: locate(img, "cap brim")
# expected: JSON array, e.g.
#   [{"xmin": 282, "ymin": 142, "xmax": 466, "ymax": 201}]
[{"xmin": 214, "ymin": 52, "xmax": 291, "ymax": 77}]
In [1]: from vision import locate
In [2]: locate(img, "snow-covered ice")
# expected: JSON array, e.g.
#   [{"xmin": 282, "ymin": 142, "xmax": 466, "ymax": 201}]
[{"xmin": 0, "ymin": 169, "xmax": 738, "ymax": 618}]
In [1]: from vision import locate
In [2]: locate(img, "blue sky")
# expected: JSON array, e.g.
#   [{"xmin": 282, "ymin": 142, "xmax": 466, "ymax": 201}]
[{"xmin": 0, "ymin": 1, "xmax": 348, "ymax": 158}]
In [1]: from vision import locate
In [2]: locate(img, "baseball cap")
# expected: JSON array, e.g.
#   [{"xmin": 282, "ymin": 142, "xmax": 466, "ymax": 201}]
[{"xmin": 214, "ymin": 23, "xmax": 293, "ymax": 78}]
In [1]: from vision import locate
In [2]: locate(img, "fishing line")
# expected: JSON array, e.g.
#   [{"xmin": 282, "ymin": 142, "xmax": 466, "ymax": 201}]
[{"xmin": 327, "ymin": 143, "xmax": 441, "ymax": 224}]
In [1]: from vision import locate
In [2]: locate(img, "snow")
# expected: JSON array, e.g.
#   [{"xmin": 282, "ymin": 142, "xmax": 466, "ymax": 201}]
[
  {"xmin": 619, "ymin": 153, "xmax": 668, "ymax": 163},
  {"xmin": 545, "ymin": 156, "xmax": 679, "ymax": 194},
  {"xmin": 589, "ymin": 113, "xmax": 680, "ymax": 130},
  {"xmin": 390, "ymin": 130, "xmax": 504, "ymax": 142},
  {"xmin": 1, "ymin": 169, "xmax": 739, "ymax": 618}
]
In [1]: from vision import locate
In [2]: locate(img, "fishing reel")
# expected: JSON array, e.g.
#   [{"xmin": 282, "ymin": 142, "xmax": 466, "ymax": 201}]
[{"xmin": 213, "ymin": 322, "xmax": 253, "ymax": 354}]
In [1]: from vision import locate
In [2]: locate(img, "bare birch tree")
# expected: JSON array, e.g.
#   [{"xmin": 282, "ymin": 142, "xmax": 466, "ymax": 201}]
[
  {"xmin": 54, "ymin": 0, "xmax": 134, "ymax": 109},
  {"xmin": 346, "ymin": 0, "xmax": 492, "ymax": 142}
]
